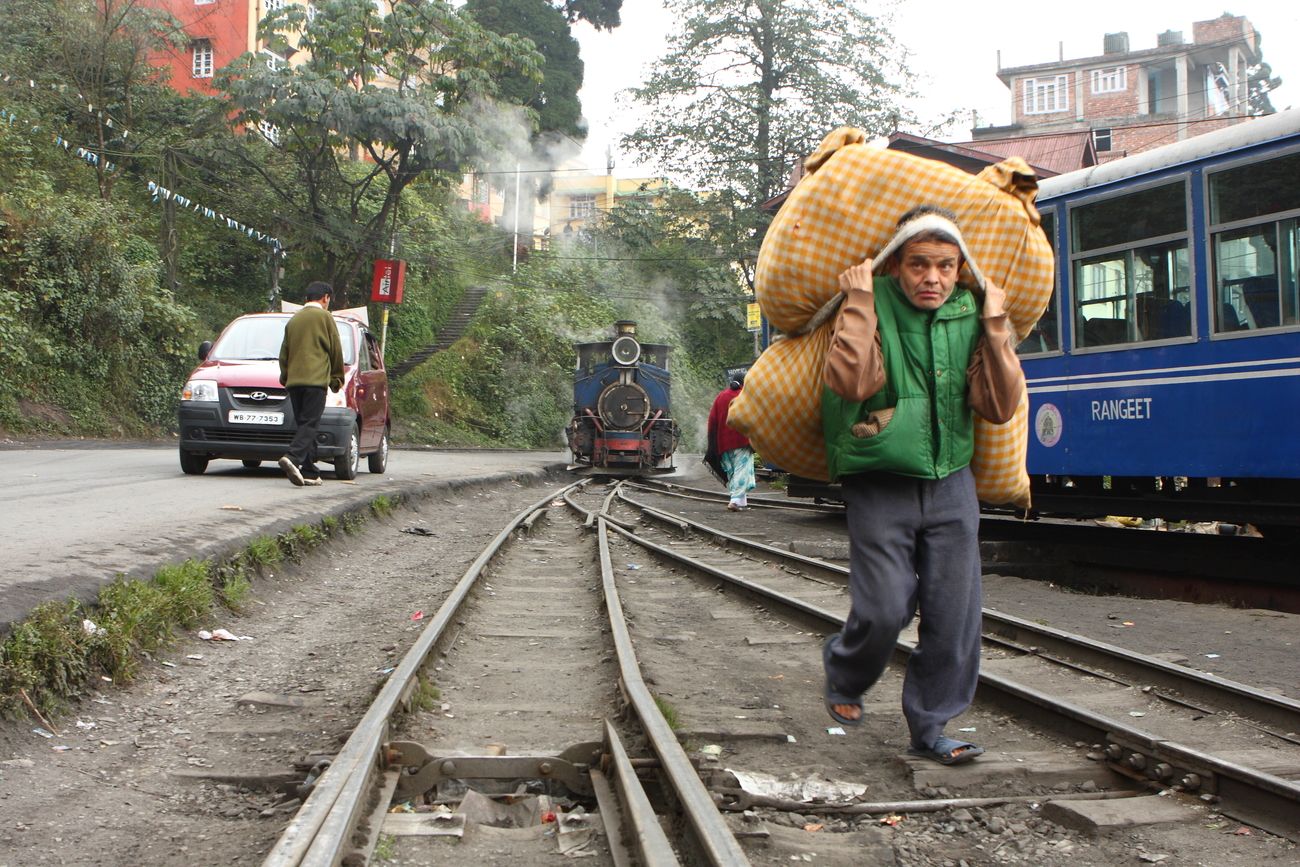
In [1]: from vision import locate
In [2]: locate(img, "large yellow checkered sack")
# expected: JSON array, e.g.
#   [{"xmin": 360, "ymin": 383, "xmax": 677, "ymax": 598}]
[{"xmin": 727, "ymin": 128, "xmax": 1053, "ymax": 506}]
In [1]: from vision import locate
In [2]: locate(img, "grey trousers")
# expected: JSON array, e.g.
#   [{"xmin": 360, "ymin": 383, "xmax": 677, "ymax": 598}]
[{"xmin": 823, "ymin": 467, "xmax": 983, "ymax": 749}]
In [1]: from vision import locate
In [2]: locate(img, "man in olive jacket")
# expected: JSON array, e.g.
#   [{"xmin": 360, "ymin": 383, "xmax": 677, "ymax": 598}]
[
  {"xmin": 820, "ymin": 206, "xmax": 1024, "ymax": 766},
  {"xmin": 278, "ymin": 282, "xmax": 344, "ymax": 487}
]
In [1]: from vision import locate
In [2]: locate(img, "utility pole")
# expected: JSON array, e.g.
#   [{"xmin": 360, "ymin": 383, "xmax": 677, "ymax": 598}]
[
  {"xmin": 268, "ymin": 247, "xmax": 282, "ymax": 311},
  {"xmin": 511, "ymin": 161, "xmax": 521, "ymax": 273},
  {"xmin": 160, "ymin": 149, "xmax": 178, "ymax": 293}
]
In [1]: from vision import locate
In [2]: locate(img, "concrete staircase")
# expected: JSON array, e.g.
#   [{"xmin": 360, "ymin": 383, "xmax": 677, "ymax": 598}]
[{"xmin": 388, "ymin": 286, "xmax": 488, "ymax": 380}]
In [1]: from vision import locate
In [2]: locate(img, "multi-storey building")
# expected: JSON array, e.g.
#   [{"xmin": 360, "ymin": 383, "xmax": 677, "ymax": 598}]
[
  {"xmin": 145, "ymin": 0, "xmax": 300, "ymax": 98},
  {"xmin": 972, "ymin": 13, "xmax": 1269, "ymax": 162},
  {"xmin": 453, "ymin": 169, "xmax": 673, "ymax": 252}
]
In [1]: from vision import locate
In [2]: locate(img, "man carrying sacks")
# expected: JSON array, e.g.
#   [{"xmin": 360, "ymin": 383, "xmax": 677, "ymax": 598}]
[{"xmin": 820, "ymin": 205, "xmax": 1024, "ymax": 766}]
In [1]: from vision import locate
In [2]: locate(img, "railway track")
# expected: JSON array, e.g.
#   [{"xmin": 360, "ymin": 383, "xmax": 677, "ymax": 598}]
[
  {"xmin": 639, "ymin": 477, "xmax": 1300, "ymax": 613},
  {"xmin": 616, "ymin": 482, "xmax": 1300, "ymax": 842},
  {"xmin": 257, "ymin": 477, "xmax": 1299, "ymax": 865},
  {"xmin": 263, "ymin": 480, "xmax": 746, "ymax": 865}
]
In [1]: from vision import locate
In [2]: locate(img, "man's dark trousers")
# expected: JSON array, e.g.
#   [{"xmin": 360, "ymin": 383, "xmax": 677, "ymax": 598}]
[
  {"xmin": 286, "ymin": 386, "xmax": 327, "ymax": 473},
  {"xmin": 823, "ymin": 467, "xmax": 983, "ymax": 749}
]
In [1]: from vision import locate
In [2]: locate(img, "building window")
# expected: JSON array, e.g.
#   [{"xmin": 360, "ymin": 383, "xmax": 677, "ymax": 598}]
[
  {"xmin": 1092, "ymin": 128, "xmax": 1112, "ymax": 152},
  {"xmin": 1070, "ymin": 181, "xmax": 1191, "ymax": 347},
  {"xmin": 263, "ymin": 0, "xmax": 285, "ymax": 12},
  {"xmin": 1023, "ymin": 75, "xmax": 1069, "ymax": 114},
  {"xmin": 258, "ymin": 120, "xmax": 281, "ymax": 145},
  {"xmin": 1090, "ymin": 66, "xmax": 1127, "ymax": 94},
  {"xmin": 261, "ymin": 49, "xmax": 285, "ymax": 71},
  {"xmin": 191, "ymin": 40, "xmax": 213, "ymax": 79},
  {"xmin": 568, "ymin": 195, "xmax": 596, "ymax": 219}
]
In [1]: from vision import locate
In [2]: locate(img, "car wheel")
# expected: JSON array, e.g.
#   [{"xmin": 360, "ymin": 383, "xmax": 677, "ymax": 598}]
[
  {"xmin": 334, "ymin": 425, "xmax": 360, "ymax": 480},
  {"xmin": 180, "ymin": 448, "xmax": 209, "ymax": 475},
  {"xmin": 367, "ymin": 426, "xmax": 389, "ymax": 474},
  {"xmin": 242, "ymin": 460, "xmax": 261, "ymax": 469}
]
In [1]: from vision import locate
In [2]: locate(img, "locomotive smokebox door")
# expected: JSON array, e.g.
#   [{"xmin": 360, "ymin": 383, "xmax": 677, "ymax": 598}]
[{"xmin": 598, "ymin": 383, "xmax": 650, "ymax": 429}]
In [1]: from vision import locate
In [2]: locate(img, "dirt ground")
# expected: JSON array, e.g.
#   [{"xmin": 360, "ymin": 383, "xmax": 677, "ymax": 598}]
[
  {"xmin": 0, "ymin": 472, "xmax": 1296, "ymax": 866},
  {"xmin": 0, "ymin": 477, "xmax": 561, "ymax": 867}
]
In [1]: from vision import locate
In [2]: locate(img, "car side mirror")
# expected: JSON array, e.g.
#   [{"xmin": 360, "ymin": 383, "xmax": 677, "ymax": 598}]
[{"xmin": 198, "ymin": 340, "xmax": 212, "ymax": 361}]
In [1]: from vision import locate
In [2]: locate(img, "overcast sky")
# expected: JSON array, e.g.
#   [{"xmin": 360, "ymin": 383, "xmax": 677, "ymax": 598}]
[{"xmin": 571, "ymin": 1, "xmax": 1299, "ymax": 178}]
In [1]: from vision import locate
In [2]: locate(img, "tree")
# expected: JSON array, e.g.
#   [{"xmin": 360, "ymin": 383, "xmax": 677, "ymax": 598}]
[
  {"xmin": 557, "ymin": 0, "xmax": 621, "ymax": 31},
  {"xmin": 594, "ymin": 187, "xmax": 754, "ymax": 368},
  {"xmin": 1248, "ymin": 35, "xmax": 1279, "ymax": 116},
  {"xmin": 622, "ymin": 0, "xmax": 912, "ymax": 207},
  {"xmin": 464, "ymin": 0, "xmax": 585, "ymax": 246},
  {"xmin": 465, "ymin": 0, "xmax": 584, "ymax": 139},
  {"xmin": 0, "ymin": 0, "xmax": 186, "ymax": 201},
  {"xmin": 217, "ymin": 0, "xmax": 542, "ymax": 302}
]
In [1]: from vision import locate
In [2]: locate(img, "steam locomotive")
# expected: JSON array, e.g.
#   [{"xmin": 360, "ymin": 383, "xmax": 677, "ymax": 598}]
[{"xmin": 566, "ymin": 321, "xmax": 680, "ymax": 474}]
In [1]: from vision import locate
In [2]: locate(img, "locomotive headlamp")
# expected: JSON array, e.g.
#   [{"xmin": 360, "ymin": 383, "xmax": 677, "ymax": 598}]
[{"xmin": 611, "ymin": 335, "xmax": 641, "ymax": 366}]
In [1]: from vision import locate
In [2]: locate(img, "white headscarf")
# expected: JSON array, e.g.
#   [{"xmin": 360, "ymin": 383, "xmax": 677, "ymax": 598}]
[{"xmin": 871, "ymin": 211, "xmax": 987, "ymax": 293}]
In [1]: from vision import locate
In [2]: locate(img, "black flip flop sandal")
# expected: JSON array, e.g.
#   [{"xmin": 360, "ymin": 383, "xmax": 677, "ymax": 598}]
[{"xmin": 822, "ymin": 635, "xmax": 863, "ymax": 727}]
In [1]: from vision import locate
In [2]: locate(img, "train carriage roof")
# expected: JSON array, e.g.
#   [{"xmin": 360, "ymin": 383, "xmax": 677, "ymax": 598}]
[{"xmin": 1038, "ymin": 107, "xmax": 1300, "ymax": 201}]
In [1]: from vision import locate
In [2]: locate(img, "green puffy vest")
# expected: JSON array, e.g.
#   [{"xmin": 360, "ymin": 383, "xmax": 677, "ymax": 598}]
[{"xmin": 822, "ymin": 275, "xmax": 981, "ymax": 482}]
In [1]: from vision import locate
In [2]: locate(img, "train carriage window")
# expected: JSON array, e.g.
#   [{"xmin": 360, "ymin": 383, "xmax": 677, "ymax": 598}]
[
  {"xmin": 1018, "ymin": 210, "xmax": 1060, "ymax": 355},
  {"xmin": 1070, "ymin": 181, "xmax": 1191, "ymax": 348},
  {"xmin": 1209, "ymin": 150, "xmax": 1300, "ymax": 333}
]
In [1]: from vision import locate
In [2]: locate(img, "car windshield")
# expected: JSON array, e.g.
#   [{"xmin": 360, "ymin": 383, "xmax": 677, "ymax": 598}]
[{"xmin": 210, "ymin": 316, "xmax": 355, "ymax": 364}]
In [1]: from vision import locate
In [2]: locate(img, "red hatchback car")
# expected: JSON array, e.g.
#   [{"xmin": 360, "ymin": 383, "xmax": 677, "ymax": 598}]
[{"xmin": 177, "ymin": 306, "xmax": 390, "ymax": 479}]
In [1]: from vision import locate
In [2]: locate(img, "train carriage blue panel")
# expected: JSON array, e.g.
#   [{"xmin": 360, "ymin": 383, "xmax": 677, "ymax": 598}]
[
  {"xmin": 1026, "ymin": 334, "xmax": 1300, "ymax": 478},
  {"xmin": 1015, "ymin": 107, "xmax": 1300, "ymax": 525}
]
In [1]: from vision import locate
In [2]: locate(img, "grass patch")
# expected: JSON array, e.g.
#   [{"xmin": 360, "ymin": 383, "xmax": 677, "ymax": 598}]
[
  {"xmin": 371, "ymin": 494, "xmax": 397, "ymax": 518},
  {"xmin": 373, "ymin": 834, "xmax": 396, "ymax": 862},
  {"xmin": 215, "ymin": 561, "xmax": 253, "ymax": 611},
  {"xmin": 653, "ymin": 694, "xmax": 681, "ymax": 731},
  {"xmin": 245, "ymin": 535, "xmax": 284, "ymax": 569},
  {"xmin": 0, "ymin": 506, "xmax": 374, "ymax": 721},
  {"xmin": 281, "ymin": 524, "xmax": 326, "ymax": 562},
  {"xmin": 412, "ymin": 676, "xmax": 441, "ymax": 712}
]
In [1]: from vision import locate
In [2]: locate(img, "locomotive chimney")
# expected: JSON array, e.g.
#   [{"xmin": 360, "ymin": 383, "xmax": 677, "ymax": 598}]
[{"xmin": 614, "ymin": 320, "xmax": 637, "ymax": 337}]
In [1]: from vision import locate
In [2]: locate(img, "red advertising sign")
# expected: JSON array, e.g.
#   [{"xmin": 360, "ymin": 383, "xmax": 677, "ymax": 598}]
[{"xmin": 370, "ymin": 259, "xmax": 406, "ymax": 304}]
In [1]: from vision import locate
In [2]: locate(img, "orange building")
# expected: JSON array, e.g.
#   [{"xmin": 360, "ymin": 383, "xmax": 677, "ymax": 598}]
[{"xmin": 145, "ymin": 0, "xmax": 296, "ymax": 97}]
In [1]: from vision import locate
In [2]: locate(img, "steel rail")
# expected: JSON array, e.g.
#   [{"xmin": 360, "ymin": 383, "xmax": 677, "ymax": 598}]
[
  {"xmin": 595, "ymin": 516, "xmax": 753, "ymax": 865},
  {"xmin": 601, "ymin": 719, "xmax": 681, "ymax": 866},
  {"xmin": 983, "ymin": 609, "xmax": 1300, "ymax": 740},
  {"xmin": 262, "ymin": 481, "xmax": 586, "ymax": 867},
  {"xmin": 605, "ymin": 509, "xmax": 1300, "ymax": 841},
  {"xmin": 562, "ymin": 488, "xmax": 751, "ymax": 863},
  {"xmin": 628, "ymin": 479, "xmax": 842, "ymax": 513},
  {"xmin": 617, "ymin": 488, "xmax": 846, "ymax": 582},
  {"xmin": 617, "ymin": 488, "xmax": 1300, "ymax": 740}
]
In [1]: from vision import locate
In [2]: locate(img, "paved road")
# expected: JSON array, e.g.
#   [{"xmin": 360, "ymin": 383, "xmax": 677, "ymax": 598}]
[{"xmin": 0, "ymin": 445, "xmax": 570, "ymax": 629}]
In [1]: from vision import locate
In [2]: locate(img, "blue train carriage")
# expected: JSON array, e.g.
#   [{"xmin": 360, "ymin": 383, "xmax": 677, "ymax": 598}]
[
  {"xmin": 1021, "ymin": 108, "xmax": 1300, "ymax": 530},
  {"xmin": 567, "ymin": 321, "xmax": 680, "ymax": 474}
]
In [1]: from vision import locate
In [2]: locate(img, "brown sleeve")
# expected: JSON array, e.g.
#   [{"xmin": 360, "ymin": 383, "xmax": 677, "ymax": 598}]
[
  {"xmin": 823, "ymin": 287, "xmax": 885, "ymax": 403},
  {"xmin": 966, "ymin": 313, "xmax": 1025, "ymax": 424}
]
